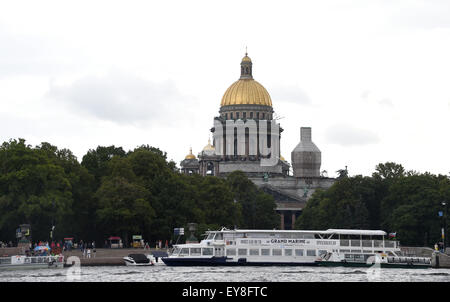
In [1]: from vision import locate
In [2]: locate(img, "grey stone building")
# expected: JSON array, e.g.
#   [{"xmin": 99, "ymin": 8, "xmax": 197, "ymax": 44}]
[{"xmin": 180, "ymin": 53, "xmax": 335, "ymax": 229}]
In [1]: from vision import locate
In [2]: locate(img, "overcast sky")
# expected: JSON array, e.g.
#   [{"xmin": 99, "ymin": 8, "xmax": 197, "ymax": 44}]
[{"xmin": 1, "ymin": 0, "xmax": 449, "ymax": 177}]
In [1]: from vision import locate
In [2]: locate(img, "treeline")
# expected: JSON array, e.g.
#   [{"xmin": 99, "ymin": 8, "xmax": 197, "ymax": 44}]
[
  {"xmin": 295, "ymin": 162, "xmax": 450, "ymax": 247},
  {"xmin": 0, "ymin": 139, "xmax": 279, "ymax": 246}
]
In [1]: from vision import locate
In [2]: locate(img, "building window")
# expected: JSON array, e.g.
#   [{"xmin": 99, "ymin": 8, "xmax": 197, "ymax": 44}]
[
  {"xmin": 230, "ymin": 113, "xmax": 233, "ymax": 119},
  {"xmin": 243, "ymin": 112, "xmax": 246, "ymax": 119},
  {"xmin": 236, "ymin": 112, "xmax": 240, "ymax": 119},
  {"xmin": 250, "ymin": 112, "xmax": 253, "ymax": 119},
  {"xmin": 262, "ymin": 113, "xmax": 265, "ymax": 119},
  {"xmin": 225, "ymin": 113, "xmax": 228, "ymax": 119}
]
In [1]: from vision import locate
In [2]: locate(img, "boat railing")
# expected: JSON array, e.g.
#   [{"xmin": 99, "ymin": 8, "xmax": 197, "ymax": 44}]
[
  {"xmin": 373, "ymin": 240, "xmax": 384, "ymax": 248},
  {"xmin": 339, "ymin": 240, "xmax": 398, "ymax": 249},
  {"xmin": 384, "ymin": 241, "xmax": 395, "ymax": 248}
]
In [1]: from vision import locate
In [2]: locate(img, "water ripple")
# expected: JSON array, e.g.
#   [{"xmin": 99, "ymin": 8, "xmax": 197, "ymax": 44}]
[{"xmin": 1, "ymin": 266, "xmax": 450, "ymax": 282}]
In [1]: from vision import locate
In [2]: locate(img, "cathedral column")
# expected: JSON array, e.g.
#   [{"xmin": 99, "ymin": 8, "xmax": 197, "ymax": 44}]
[
  {"xmin": 280, "ymin": 212, "xmax": 285, "ymax": 230},
  {"xmin": 291, "ymin": 212, "xmax": 296, "ymax": 229}
]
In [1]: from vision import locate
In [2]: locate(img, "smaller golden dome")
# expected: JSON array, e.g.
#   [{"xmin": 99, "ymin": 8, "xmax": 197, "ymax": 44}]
[
  {"xmin": 242, "ymin": 55, "xmax": 251, "ymax": 62},
  {"xmin": 280, "ymin": 155, "xmax": 286, "ymax": 161},
  {"xmin": 203, "ymin": 138, "xmax": 215, "ymax": 152},
  {"xmin": 185, "ymin": 147, "xmax": 195, "ymax": 159}
]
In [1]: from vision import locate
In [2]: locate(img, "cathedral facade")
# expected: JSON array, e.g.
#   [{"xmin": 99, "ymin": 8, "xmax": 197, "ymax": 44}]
[{"xmin": 180, "ymin": 53, "xmax": 335, "ymax": 229}]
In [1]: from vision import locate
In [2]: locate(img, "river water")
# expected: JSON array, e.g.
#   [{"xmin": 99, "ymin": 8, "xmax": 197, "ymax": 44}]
[{"xmin": 1, "ymin": 265, "xmax": 450, "ymax": 282}]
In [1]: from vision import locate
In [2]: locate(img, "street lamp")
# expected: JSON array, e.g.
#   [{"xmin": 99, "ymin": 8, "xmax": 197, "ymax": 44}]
[{"xmin": 443, "ymin": 201, "xmax": 447, "ymax": 253}]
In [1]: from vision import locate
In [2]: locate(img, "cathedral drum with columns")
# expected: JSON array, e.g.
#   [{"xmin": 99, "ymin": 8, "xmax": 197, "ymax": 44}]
[{"xmin": 180, "ymin": 53, "xmax": 335, "ymax": 229}]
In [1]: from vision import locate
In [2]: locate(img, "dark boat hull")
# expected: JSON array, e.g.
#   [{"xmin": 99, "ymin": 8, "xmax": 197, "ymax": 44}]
[{"xmin": 162, "ymin": 256, "xmax": 318, "ymax": 267}]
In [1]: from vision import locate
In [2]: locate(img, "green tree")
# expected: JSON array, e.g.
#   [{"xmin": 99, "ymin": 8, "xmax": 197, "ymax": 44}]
[
  {"xmin": 226, "ymin": 171, "xmax": 278, "ymax": 229},
  {"xmin": 0, "ymin": 139, "xmax": 73, "ymax": 242}
]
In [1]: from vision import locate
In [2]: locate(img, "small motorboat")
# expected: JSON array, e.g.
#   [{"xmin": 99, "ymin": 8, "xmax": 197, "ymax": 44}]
[{"xmin": 123, "ymin": 254, "xmax": 155, "ymax": 266}]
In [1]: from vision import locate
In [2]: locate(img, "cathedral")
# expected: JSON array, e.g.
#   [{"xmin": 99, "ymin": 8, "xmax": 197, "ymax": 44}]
[{"xmin": 180, "ymin": 52, "xmax": 335, "ymax": 229}]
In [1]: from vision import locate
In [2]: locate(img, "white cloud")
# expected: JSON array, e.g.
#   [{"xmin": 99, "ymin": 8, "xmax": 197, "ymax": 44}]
[
  {"xmin": 325, "ymin": 123, "xmax": 380, "ymax": 146},
  {"xmin": 44, "ymin": 71, "xmax": 198, "ymax": 127},
  {"xmin": 0, "ymin": 0, "xmax": 449, "ymax": 176}
]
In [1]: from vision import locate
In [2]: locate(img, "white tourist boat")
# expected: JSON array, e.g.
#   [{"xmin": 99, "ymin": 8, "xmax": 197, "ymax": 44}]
[
  {"xmin": 161, "ymin": 228, "xmax": 404, "ymax": 266},
  {"xmin": 0, "ymin": 255, "xmax": 64, "ymax": 270}
]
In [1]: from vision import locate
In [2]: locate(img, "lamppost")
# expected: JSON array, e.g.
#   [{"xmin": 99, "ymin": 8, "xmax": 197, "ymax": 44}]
[{"xmin": 443, "ymin": 201, "xmax": 447, "ymax": 253}]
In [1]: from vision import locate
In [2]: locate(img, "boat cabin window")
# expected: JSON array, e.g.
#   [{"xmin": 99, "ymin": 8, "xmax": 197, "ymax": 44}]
[
  {"xmin": 202, "ymin": 248, "xmax": 213, "ymax": 256},
  {"xmin": 303, "ymin": 234, "xmax": 315, "ymax": 239},
  {"xmin": 172, "ymin": 247, "xmax": 181, "ymax": 255},
  {"xmin": 354, "ymin": 254, "xmax": 364, "ymax": 261},
  {"xmin": 190, "ymin": 248, "xmax": 201, "ymax": 256},
  {"xmin": 180, "ymin": 248, "xmax": 189, "ymax": 255},
  {"xmin": 207, "ymin": 233, "xmax": 215, "ymax": 240},
  {"xmin": 345, "ymin": 254, "xmax": 354, "ymax": 260},
  {"xmin": 272, "ymin": 249, "xmax": 282, "ymax": 256},
  {"xmin": 295, "ymin": 249, "xmax": 304, "ymax": 256},
  {"xmin": 306, "ymin": 250, "xmax": 316, "ymax": 257},
  {"xmin": 215, "ymin": 233, "xmax": 223, "ymax": 240},
  {"xmin": 261, "ymin": 249, "xmax": 270, "ymax": 256},
  {"xmin": 226, "ymin": 248, "xmax": 236, "ymax": 256},
  {"xmin": 285, "ymin": 249, "xmax": 293, "ymax": 256},
  {"xmin": 238, "ymin": 249, "xmax": 247, "ymax": 256},
  {"xmin": 249, "ymin": 249, "xmax": 259, "ymax": 256}
]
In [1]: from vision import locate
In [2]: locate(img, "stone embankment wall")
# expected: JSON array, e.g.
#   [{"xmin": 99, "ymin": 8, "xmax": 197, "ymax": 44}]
[
  {"xmin": 431, "ymin": 252, "xmax": 450, "ymax": 268},
  {"xmin": 62, "ymin": 248, "xmax": 168, "ymax": 266},
  {"xmin": 400, "ymin": 246, "xmax": 450, "ymax": 268},
  {"xmin": 0, "ymin": 247, "xmax": 25, "ymax": 256},
  {"xmin": 400, "ymin": 247, "xmax": 435, "ymax": 257}
]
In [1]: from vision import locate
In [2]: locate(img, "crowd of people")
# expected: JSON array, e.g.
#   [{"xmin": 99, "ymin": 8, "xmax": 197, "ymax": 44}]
[
  {"xmin": 2, "ymin": 238, "xmax": 173, "ymax": 255},
  {"xmin": 0, "ymin": 241, "xmax": 14, "ymax": 248}
]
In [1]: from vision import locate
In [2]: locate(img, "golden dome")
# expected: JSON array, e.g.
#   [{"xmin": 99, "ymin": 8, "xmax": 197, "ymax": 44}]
[
  {"xmin": 185, "ymin": 147, "xmax": 195, "ymax": 160},
  {"xmin": 280, "ymin": 155, "xmax": 286, "ymax": 161},
  {"xmin": 221, "ymin": 79, "xmax": 272, "ymax": 107},
  {"xmin": 202, "ymin": 138, "xmax": 215, "ymax": 152},
  {"xmin": 242, "ymin": 55, "xmax": 252, "ymax": 62}
]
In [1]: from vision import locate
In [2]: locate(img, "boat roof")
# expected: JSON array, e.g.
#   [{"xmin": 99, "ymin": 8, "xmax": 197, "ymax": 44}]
[{"xmin": 206, "ymin": 228, "xmax": 387, "ymax": 236}]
